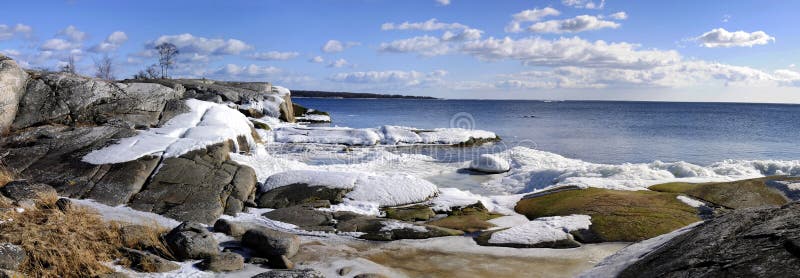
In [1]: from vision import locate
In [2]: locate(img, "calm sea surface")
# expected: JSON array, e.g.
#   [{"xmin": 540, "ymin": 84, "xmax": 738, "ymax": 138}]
[{"xmin": 293, "ymin": 98, "xmax": 800, "ymax": 165}]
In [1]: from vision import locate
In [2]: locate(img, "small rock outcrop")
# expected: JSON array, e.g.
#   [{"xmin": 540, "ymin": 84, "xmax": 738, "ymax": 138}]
[
  {"xmin": 0, "ymin": 243, "xmax": 26, "ymax": 271},
  {"xmin": 120, "ymin": 247, "xmax": 180, "ymax": 273},
  {"xmin": 241, "ymin": 227, "xmax": 301, "ymax": 258},
  {"xmin": 618, "ymin": 202, "xmax": 800, "ymax": 277},
  {"xmin": 252, "ymin": 269, "xmax": 325, "ymax": 278},
  {"xmin": 164, "ymin": 222, "xmax": 220, "ymax": 260},
  {"xmin": 0, "ymin": 181, "xmax": 56, "ymax": 202},
  {"xmin": 256, "ymin": 183, "xmax": 351, "ymax": 209},
  {"xmin": 199, "ymin": 251, "xmax": 244, "ymax": 272}
]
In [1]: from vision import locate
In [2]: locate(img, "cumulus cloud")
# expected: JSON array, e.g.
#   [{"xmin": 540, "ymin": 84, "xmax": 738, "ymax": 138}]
[
  {"xmin": 322, "ymin": 40, "xmax": 360, "ymax": 53},
  {"xmin": 0, "ymin": 24, "xmax": 33, "ymax": 40},
  {"xmin": 609, "ymin": 12, "xmax": 628, "ymax": 20},
  {"xmin": 40, "ymin": 38, "xmax": 77, "ymax": 51},
  {"xmin": 215, "ymin": 64, "xmax": 281, "ymax": 77},
  {"xmin": 442, "ymin": 28, "xmax": 483, "ymax": 41},
  {"xmin": 435, "ymin": 0, "xmax": 450, "ymax": 6},
  {"xmin": 696, "ymin": 28, "xmax": 775, "ymax": 48},
  {"xmin": 89, "ymin": 31, "xmax": 128, "ymax": 53},
  {"xmin": 58, "ymin": 25, "xmax": 87, "ymax": 42},
  {"xmin": 249, "ymin": 51, "xmax": 300, "ymax": 60},
  {"xmin": 505, "ymin": 7, "xmax": 561, "ymax": 33},
  {"xmin": 327, "ymin": 58, "xmax": 348, "ymax": 68},
  {"xmin": 151, "ymin": 33, "xmax": 253, "ymax": 55},
  {"xmin": 330, "ymin": 70, "xmax": 446, "ymax": 86},
  {"xmin": 528, "ymin": 15, "xmax": 620, "ymax": 33},
  {"xmin": 381, "ymin": 18, "xmax": 468, "ymax": 31},
  {"xmin": 379, "ymin": 36, "xmax": 450, "ymax": 56},
  {"xmin": 309, "ymin": 56, "xmax": 324, "ymax": 63},
  {"xmin": 562, "ymin": 0, "xmax": 605, "ymax": 9},
  {"xmin": 462, "ymin": 36, "xmax": 681, "ymax": 69}
]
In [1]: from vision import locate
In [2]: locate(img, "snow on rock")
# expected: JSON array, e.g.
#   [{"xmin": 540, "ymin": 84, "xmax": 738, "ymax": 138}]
[
  {"xmin": 579, "ymin": 222, "xmax": 702, "ymax": 278},
  {"xmin": 271, "ymin": 125, "xmax": 497, "ymax": 146},
  {"xmin": 273, "ymin": 126, "xmax": 382, "ymax": 146},
  {"xmin": 676, "ymin": 195, "xmax": 705, "ymax": 208},
  {"xmin": 318, "ymin": 199, "xmax": 382, "ymax": 216},
  {"xmin": 296, "ymin": 114, "xmax": 331, "ymax": 123},
  {"xmin": 488, "ymin": 215, "xmax": 591, "ymax": 246},
  {"xmin": 469, "ymin": 154, "xmax": 511, "ymax": 173},
  {"xmin": 261, "ymin": 170, "xmax": 439, "ymax": 207},
  {"xmin": 483, "ymin": 146, "xmax": 800, "ymax": 194},
  {"xmin": 82, "ymin": 99, "xmax": 256, "ymax": 164},
  {"xmin": 380, "ymin": 221, "xmax": 428, "ymax": 232},
  {"xmin": 71, "ymin": 199, "xmax": 181, "ymax": 228}
]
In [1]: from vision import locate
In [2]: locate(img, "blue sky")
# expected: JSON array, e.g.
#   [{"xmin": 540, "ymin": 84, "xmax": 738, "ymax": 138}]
[{"xmin": 1, "ymin": 0, "xmax": 799, "ymax": 102}]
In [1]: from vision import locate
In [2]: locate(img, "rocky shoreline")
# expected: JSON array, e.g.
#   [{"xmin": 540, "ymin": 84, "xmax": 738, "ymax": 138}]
[{"xmin": 2, "ymin": 54, "xmax": 800, "ymax": 277}]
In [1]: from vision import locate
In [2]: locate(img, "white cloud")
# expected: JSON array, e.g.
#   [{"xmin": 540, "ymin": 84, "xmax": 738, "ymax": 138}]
[
  {"xmin": 528, "ymin": 15, "xmax": 620, "ymax": 33},
  {"xmin": 89, "ymin": 31, "xmax": 128, "ymax": 53},
  {"xmin": 0, "ymin": 24, "xmax": 33, "ymax": 40},
  {"xmin": 0, "ymin": 49, "xmax": 21, "ymax": 57},
  {"xmin": 379, "ymin": 36, "xmax": 450, "ymax": 56},
  {"xmin": 329, "ymin": 70, "xmax": 446, "ymax": 86},
  {"xmin": 58, "ymin": 25, "xmax": 87, "ymax": 42},
  {"xmin": 462, "ymin": 36, "xmax": 681, "ymax": 69},
  {"xmin": 41, "ymin": 38, "xmax": 76, "ymax": 51},
  {"xmin": 722, "ymin": 14, "xmax": 732, "ymax": 23},
  {"xmin": 327, "ymin": 58, "xmax": 348, "ymax": 68},
  {"xmin": 562, "ymin": 0, "xmax": 605, "ymax": 9},
  {"xmin": 505, "ymin": 7, "xmax": 561, "ymax": 33},
  {"xmin": 215, "ymin": 64, "xmax": 281, "ymax": 77},
  {"xmin": 442, "ymin": 28, "xmax": 483, "ymax": 41},
  {"xmin": 696, "ymin": 28, "xmax": 775, "ymax": 48},
  {"xmin": 249, "ymin": 51, "xmax": 300, "ymax": 60},
  {"xmin": 609, "ymin": 12, "xmax": 628, "ymax": 20},
  {"xmin": 309, "ymin": 56, "xmax": 324, "ymax": 63},
  {"xmin": 436, "ymin": 0, "xmax": 451, "ymax": 6},
  {"xmin": 381, "ymin": 19, "xmax": 467, "ymax": 31},
  {"xmin": 152, "ymin": 33, "xmax": 253, "ymax": 55},
  {"xmin": 322, "ymin": 40, "xmax": 360, "ymax": 53}
]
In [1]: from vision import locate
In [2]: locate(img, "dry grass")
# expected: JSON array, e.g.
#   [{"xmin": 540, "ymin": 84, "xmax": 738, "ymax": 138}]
[
  {"xmin": 0, "ymin": 165, "xmax": 14, "ymax": 187},
  {"xmin": 117, "ymin": 220, "xmax": 173, "ymax": 262}
]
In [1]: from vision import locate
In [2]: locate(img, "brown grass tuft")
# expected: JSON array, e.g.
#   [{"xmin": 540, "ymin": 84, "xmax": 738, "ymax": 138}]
[
  {"xmin": 0, "ymin": 165, "xmax": 14, "ymax": 187},
  {"xmin": 0, "ymin": 199, "xmax": 124, "ymax": 277}
]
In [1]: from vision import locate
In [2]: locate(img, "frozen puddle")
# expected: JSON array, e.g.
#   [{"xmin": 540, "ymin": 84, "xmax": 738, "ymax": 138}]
[{"xmin": 295, "ymin": 236, "xmax": 627, "ymax": 278}]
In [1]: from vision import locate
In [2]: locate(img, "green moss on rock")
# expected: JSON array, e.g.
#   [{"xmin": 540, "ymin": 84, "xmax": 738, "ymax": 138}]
[
  {"xmin": 384, "ymin": 205, "xmax": 436, "ymax": 222},
  {"xmin": 514, "ymin": 188, "xmax": 700, "ymax": 242},
  {"xmin": 427, "ymin": 202, "xmax": 503, "ymax": 233},
  {"xmin": 649, "ymin": 176, "xmax": 796, "ymax": 209}
]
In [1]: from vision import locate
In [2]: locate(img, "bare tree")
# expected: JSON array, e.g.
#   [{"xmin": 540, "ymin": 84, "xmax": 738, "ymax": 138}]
[
  {"xmin": 133, "ymin": 64, "xmax": 160, "ymax": 80},
  {"xmin": 94, "ymin": 55, "xmax": 115, "ymax": 81},
  {"xmin": 60, "ymin": 55, "xmax": 76, "ymax": 74},
  {"xmin": 156, "ymin": 43, "xmax": 179, "ymax": 78}
]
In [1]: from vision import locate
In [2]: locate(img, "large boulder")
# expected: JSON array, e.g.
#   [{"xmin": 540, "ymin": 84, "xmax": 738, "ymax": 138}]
[
  {"xmin": 164, "ymin": 222, "xmax": 219, "ymax": 260},
  {"xmin": 128, "ymin": 141, "xmax": 257, "ymax": 224},
  {"xmin": 241, "ymin": 227, "xmax": 301, "ymax": 258},
  {"xmin": 515, "ymin": 187, "xmax": 700, "ymax": 242},
  {"xmin": 617, "ymin": 202, "xmax": 800, "ymax": 277},
  {"xmin": 11, "ymin": 72, "xmax": 184, "ymax": 130},
  {"xmin": 198, "ymin": 251, "xmax": 244, "ymax": 272},
  {"xmin": 0, "ymin": 55, "xmax": 28, "ymax": 133}
]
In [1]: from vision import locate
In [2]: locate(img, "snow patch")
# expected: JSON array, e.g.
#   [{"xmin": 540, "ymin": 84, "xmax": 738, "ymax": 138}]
[
  {"xmin": 488, "ymin": 215, "xmax": 591, "ymax": 246},
  {"xmin": 677, "ymin": 195, "xmax": 705, "ymax": 208},
  {"xmin": 469, "ymin": 154, "xmax": 511, "ymax": 173},
  {"xmin": 70, "ymin": 199, "xmax": 181, "ymax": 228},
  {"xmin": 380, "ymin": 221, "xmax": 428, "ymax": 232},
  {"xmin": 82, "ymin": 99, "xmax": 256, "ymax": 164},
  {"xmin": 271, "ymin": 125, "xmax": 496, "ymax": 146},
  {"xmin": 318, "ymin": 199, "xmax": 382, "ymax": 216}
]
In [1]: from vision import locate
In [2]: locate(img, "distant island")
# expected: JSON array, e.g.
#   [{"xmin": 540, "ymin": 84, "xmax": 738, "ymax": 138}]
[{"xmin": 291, "ymin": 90, "xmax": 437, "ymax": 99}]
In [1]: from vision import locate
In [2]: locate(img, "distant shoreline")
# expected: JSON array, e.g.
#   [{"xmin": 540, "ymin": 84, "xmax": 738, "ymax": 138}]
[{"xmin": 291, "ymin": 90, "xmax": 437, "ymax": 99}]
